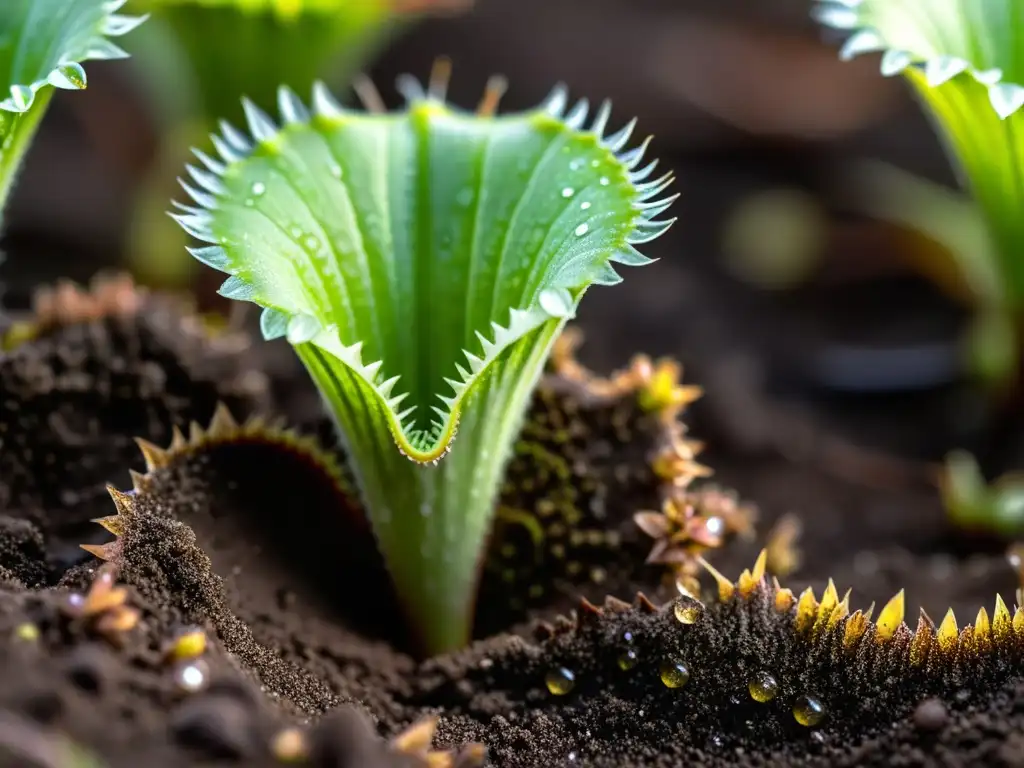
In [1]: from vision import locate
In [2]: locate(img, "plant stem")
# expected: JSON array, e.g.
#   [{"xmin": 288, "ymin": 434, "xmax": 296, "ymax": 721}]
[
  {"xmin": 296, "ymin": 318, "xmax": 566, "ymax": 655},
  {"xmin": 0, "ymin": 88, "xmax": 52, "ymax": 218}
]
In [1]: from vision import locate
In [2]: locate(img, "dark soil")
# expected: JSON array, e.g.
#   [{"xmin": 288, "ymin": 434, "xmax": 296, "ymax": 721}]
[{"xmin": 0, "ymin": 276, "xmax": 1022, "ymax": 768}]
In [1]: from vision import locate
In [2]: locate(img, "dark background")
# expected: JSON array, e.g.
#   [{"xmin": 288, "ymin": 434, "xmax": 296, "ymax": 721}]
[{"xmin": 3, "ymin": 0, "xmax": 998, "ymax": 482}]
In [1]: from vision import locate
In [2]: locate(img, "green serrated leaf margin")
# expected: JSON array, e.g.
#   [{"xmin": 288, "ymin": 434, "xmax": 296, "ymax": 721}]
[
  {"xmin": 0, "ymin": 0, "xmax": 146, "ymax": 212},
  {"xmin": 172, "ymin": 80, "xmax": 676, "ymax": 462}
]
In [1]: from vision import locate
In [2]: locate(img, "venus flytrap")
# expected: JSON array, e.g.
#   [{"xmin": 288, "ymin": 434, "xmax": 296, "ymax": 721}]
[
  {"xmin": 0, "ymin": 0, "xmax": 145, "ymax": 218},
  {"xmin": 814, "ymin": 0, "xmax": 1024, "ymax": 387},
  {"xmin": 816, "ymin": 0, "xmax": 1024, "ymax": 537},
  {"xmin": 172, "ymin": 71, "xmax": 676, "ymax": 654}
]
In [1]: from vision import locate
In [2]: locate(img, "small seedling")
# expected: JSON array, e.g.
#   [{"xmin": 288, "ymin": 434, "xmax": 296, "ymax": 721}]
[{"xmin": 173, "ymin": 66, "xmax": 677, "ymax": 653}]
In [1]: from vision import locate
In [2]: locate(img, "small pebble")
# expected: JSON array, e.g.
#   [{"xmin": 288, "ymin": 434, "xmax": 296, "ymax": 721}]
[
  {"xmin": 171, "ymin": 695, "xmax": 256, "ymax": 759},
  {"xmin": 913, "ymin": 698, "xmax": 948, "ymax": 733}
]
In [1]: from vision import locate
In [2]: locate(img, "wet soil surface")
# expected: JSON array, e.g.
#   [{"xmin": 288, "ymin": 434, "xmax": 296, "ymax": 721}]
[{"xmin": 0, "ymin": 271, "xmax": 1022, "ymax": 768}]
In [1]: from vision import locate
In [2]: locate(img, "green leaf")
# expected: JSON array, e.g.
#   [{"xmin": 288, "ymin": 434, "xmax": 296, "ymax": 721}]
[
  {"xmin": 126, "ymin": 0, "xmax": 398, "ymax": 126},
  {"xmin": 815, "ymin": 0, "xmax": 1024, "ymax": 309},
  {"xmin": 0, "ymin": 0, "xmax": 146, "ymax": 216},
  {"xmin": 174, "ymin": 76, "xmax": 674, "ymax": 653}
]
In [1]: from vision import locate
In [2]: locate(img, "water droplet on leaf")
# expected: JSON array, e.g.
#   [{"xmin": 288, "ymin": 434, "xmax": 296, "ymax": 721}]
[
  {"xmin": 52, "ymin": 62, "xmax": 87, "ymax": 90},
  {"xmin": 561, "ymin": 187, "xmax": 574, "ymax": 198},
  {"xmin": 575, "ymin": 223, "xmax": 589, "ymax": 237}
]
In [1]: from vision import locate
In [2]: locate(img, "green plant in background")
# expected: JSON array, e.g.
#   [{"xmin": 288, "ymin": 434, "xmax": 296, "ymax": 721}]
[
  {"xmin": 125, "ymin": 0, "xmax": 470, "ymax": 286},
  {"xmin": 815, "ymin": 0, "xmax": 1024, "ymax": 536},
  {"xmin": 940, "ymin": 450, "xmax": 1024, "ymax": 537},
  {"xmin": 0, "ymin": 0, "xmax": 145, "ymax": 219},
  {"xmin": 814, "ymin": 0, "xmax": 1024, "ymax": 390},
  {"xmin": 172, "ymin": 70, "xmax": 676, "ymax": 654}
]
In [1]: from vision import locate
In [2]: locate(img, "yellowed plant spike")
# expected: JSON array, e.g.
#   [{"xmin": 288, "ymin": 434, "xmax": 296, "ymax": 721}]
[
  {"xmin": 208, "ymin": 403, "xmax": 239, "ymax": 437},
  {"xmin": 189, "ymin": 421, "xmax": 205, "ymax": 444},
  {"xmin": 994, "ymin": 594, "xmax": 1012, "ymax": 643},
  {"xmin": 697, "ymin": 557, "xmax": 735, "ymax": 602},
  {"xmin": 170, "ymin": 426, "xmax": 187, "ymax": 451},
  {"xmin": 392, "ymin": 716, "xmax": 439, "ymax": 755},
  {"xmin": 842, "ymin": 610, "xmax": 869, "ymax": 649},
  {"xmin": 975, "ymin": 606, "xmax": 992, "ymax": 648},
  {"xmin": 827, "ymin": 592, "xmax": 850, "ymax": 630},
  {"xmin": 106, "ymin": 486, "xmax": 134, "ymax": 515},
  {"xmin": 875, "ymin": 589, "xmax": 905, "ymax": 643},
  {"xmin": 129, "ymin": 469, "xmax": 146, "ymax": 490},
  {"xmin": 937, "ymin": 608, "xmax": 959, "ymax": 653},
  {"xmin": 476, "ymin": 74, "xmax": 508, "ymax": 117},
  {"xmin": 810, "ymin": 580, "xmax": 839, "ymax": 636},
  {"xmin": 91, "ymin": 515, "xmax": 123, "ymax": 536},
  {"xmin": 1015, "ymin": 607, "xmax": 1024, "ymax": 637},
  {"xmin": 134, "ymin": 437, "xmax": 169, "ymax": 471},
  {"xmin": 794, "ymin": 587, "xmax": 819, "ymax": 635},
  {"xmin": 80, "ymin": 543, "xmax": 114, "ymax": 561},
  {"xmin": 909, "ymin": 612, "xmax": 933, "ymax": 667},
  {"xmin": 774, "ymin": 586, "xmax": 795, "ymax": 613}
]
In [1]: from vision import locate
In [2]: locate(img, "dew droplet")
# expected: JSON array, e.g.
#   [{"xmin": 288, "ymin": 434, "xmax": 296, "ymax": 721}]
[
  {"xmin": 674, "ymin": 600, "xmax": 701, "ymax": 625},
  {"xmin": 289, "ymin": 226, "xmax": 302, "ymax": 238},
  {"xmin": 659, "ymin": 659, "xmax": 690, "ymax": 689},
  {"xmin": 561, "ymin": 187, "xmax": 574, "ymax": 198},
  {"xmin": 251, "ymin": 181, "xmax": 266, "ymax": 196},
  {"xmin": 456, "ymin": 187, "xmax": 474, "ymax": 207},
  {"xmin": 52, "ymin": 62, "xmax": 87, "ymax": 90},
  {"xmin": 569, "ymin": 159, "xmax": 582, "ymax": 171},
  {"xmin": 580, "ymin": 201, "xmax": 591, "ymax": 210},
  {"xmin": 617, "ymin": 648, "xmax": 639, "ymax": 671},
  {"xmin": 748, "ymin": 671, "xmax": 778, "ymax": 703},
  {"xmin": 545, "ymin": 667, "xmax": 575, "ymax": 695},
  {"xmin": 599, "ymin": 176, "xmax": 609, "ymax": 186},
  {"xmin": 590, "ymin": 159, "xmax": 600, "ymax": 168},
  {"xmin": 303, "ymin": 235, "xmax": 320, "ymax": 251},
  {"xmin": 574, "ymin": 223, "xmax": 589, "ymax": 237},
  {"xmin": 330, "ymin": 164, "xmax": 342, "ymax": 179},
  {"xmin": 793, "ymin": 694, "xmax": 826, "ymax": 726}
]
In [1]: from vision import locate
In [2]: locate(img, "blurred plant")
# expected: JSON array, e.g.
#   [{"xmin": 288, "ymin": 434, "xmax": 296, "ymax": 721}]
[
  {"xmin": 815, "ymin": 0, "xmax": 1024, "ymax": 535},
  {"xmin": 815, "ymin": 0, "xmax": 1024, "ymax": 392},
  {"xmin": 940, "ymin": 450, "xmax": 1024, "ymax": 537},
  {"xmin": 171, "ymin": 68, "xmax": 676, "ymax": 654},
  {"xmin": 0, "ymin": 0, "xmax": 145, "ymax": 219},
  {"xmin": 124, "ymin": 0, "xmax": 472, "ymax": 286}
]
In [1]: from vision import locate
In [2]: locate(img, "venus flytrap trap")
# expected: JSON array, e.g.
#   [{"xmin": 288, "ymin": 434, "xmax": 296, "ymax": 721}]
[
  {"xmin": 0, "ymin": 0, "xmax": 145, "ymax": 218},
  {"xmin": 814, "ymin": 0, "xmax": 1024, "ymax": 389},
  {"xmin": 172, "ymin": 68, "xmax": 677, "ymax": 654},
  {"xmin": 815, "ymin": 1, "xmax": 1024, "ymax": 537}
]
